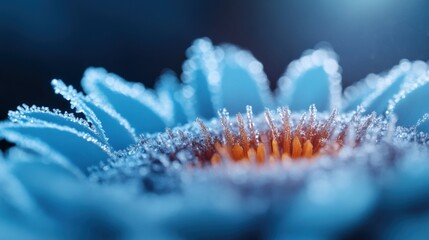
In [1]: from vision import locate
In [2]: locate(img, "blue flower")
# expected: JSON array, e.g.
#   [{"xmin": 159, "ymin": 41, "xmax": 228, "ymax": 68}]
[{"xmin": 1, "ymin": 38, "xmax": 429, "ymax": 239}]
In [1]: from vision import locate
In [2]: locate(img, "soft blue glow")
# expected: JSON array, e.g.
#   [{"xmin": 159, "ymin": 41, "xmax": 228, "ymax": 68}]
[{"xmin": 0, "ymin": 38, "xmax": 429, "ymax": 239}]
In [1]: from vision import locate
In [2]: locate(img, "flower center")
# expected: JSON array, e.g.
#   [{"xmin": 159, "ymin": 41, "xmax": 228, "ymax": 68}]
[{"xmin": 195, "ymin": 106, "xmax": 375, "ymax": 166}]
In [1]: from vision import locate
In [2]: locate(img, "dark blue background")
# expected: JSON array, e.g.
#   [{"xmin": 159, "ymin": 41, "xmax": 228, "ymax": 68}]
[{"xmin": 1, "ymin": 0, "xmax": 429, "ymax": 118}]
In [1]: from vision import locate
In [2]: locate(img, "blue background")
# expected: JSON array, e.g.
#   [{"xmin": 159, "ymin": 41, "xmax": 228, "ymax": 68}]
[{"xmin": 0, "ymin": 0, "xmax": 428, "ymax": 118}]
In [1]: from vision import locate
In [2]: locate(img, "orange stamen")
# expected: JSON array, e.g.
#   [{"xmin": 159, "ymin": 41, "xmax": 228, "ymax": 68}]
[
  {"xmin": 210, "ymin": 153, "xmax": 222, "ymax": 166},
  {"xmin": 192, "ymin": 106, "xmax": 363, "ymax": 167},
  {"xmin": 256, "ymin": 143, "xmax": 265, "ymax": 164},
  {"xmin": 272, "ymin": 139, "xmax": 281, "ymax": 160},
  {"xmin": 302, "ymin": 140, "xmax": 313, "ymax": 158},
  {"xmin": 231, "ymin": 144, "xmax": 244, "ymax": 161},
  {"xmin": 283, "ymin": 134, "xmax": 291, "ymax": 157},
  {"xmin": 292, "ymin": 137, "xmax": 302, "ymax": 159}
]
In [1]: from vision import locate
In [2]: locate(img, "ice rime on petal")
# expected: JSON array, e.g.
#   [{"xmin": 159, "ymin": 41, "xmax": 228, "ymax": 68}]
[
  {"xmin": 342, "ymin": 74, "xmax": 380, "ymax": 112},
  {"xmin": 81, "ymin": 68, "xmax": 169, "ymax": 134},
  {"xmin": 182, "ymin": 38, "xmax": 218, "ymax": 119},
  {"xmin": 388, "ymin": 74, "xmax": 429, "ymax": 131},
  {"xmin": 0, "ymin": 122, "xmax": 111, "ymax": 175},
  {"xmin": 155, "ymin": 72, "xmax": 188, "ymax": 125},
  {"xmin": 415, "ymin": 113, "xmax": 429, "ymax": 134},
  {"xmin": 8, "ymin": 105, "xmax": 99, "ymax": 140},
  {"xmin": 214, "ymin": 44, "xmax": 273, "ymax": 115},
  {"xmin": 360, "ymin": 60, "xmax": 427, "ymax": 115},
  {"xmin": 276, "ymin": 48, "xmax": 342, "ymax": 112},
  {"xmin": 52, "ymin": 79, "xmax": 137, "ymax": 150}
]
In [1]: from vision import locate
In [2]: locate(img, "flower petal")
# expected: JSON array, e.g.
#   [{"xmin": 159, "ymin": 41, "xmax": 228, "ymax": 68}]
[
  {"xmin": 8, "ymin": 104, "xmax": 100, "ymax": 141},
  {"xmin": 214, "ymin": 44, "xmax": 273, "ymax": 115},
  {"xmin": 81, "ymin": 67, "xmax": 169, "ymax": 134},
  {"xmin": 342, "ymin": 74, "xmax": 379, "ymax": 112},
  {"xmin": 280, "ymin": 168, "xmax": 376, "ymax": 235},
  {"xmin": 155, "ymin": 71, "xmax": 188, "ymax": 125},
  {"xmin": 182, "ymin": 38, "xmax": 218, "ymax": 119},
  {"xmin": 415, "ymin": 114, "xmax": 429, "ymax": 133},
  {"xmin": 52, "ymin": 79, "xmax": 137, "ymax": 149},
  {"xmin": 361, "ymin": 60, "xmax": 426, "ymax": 115},
  {"xmin": 387, "ymin": 74, "xmax": 429, "ymax": 130},
  {"xmin": 276, "ymin": 48, "xmax": 342, "ymax": 112},
  {"xmin": 0, "ymin": 122, "xmax": 111, "ymax": 175},
  {"xmin": 163, "ymin": 183, "xmax": 255, "ymax": 240},
  {"xmin": 0, "ymin": 219, "xmax": 53, "ymax": 240},
  {"xmin": 0, "ymin": 158, "xmax": 37, "ymax": 216},
  {"xmin": 379, "ymin": 216, "xmax": 429, "ymax": 240},
  {"xmin": 381, "ymin": 147, "xmax": 429, "ymax": 210},
  {"xmin": 10, "ymin": 160, "xmax": 165, "ymax": 239}
]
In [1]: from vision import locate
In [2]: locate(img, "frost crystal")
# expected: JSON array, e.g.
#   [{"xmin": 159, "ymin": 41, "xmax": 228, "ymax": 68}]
[{"xmin": 1, "ymin": 38, "xmax": 429, "ymax": 239}]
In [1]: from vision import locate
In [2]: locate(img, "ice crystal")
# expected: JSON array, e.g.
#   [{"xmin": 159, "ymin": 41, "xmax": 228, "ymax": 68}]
[{"xmin": 1, "ymin": 38, "xmax": 429, "ymax": 239}]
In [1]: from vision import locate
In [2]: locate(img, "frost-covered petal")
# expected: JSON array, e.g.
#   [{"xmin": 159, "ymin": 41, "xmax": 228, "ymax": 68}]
[
  {"xmin": 213, "ymin": 44, "xmax": 273, "ymax": 115},
  {"xmin": 277, "ymin": 47, "xmax": 342, "ymax": 111},
  {"xmin": 360, "ymin": 60, "xmax": 426, "ymax": 115},
  {"xmin": 387, "ymin": 74, "xmax": 429, "ymax": 131},
  {"xmin": 82, "ymin": 67, "xmax": 169, "ymax": 133},
  {"xmin": 181, "ymin": 38, "xmax": 218, "ymax": 119},
  {"xmin": 2, "ymin": 37, "xmax": 429, "ymax": 239},
  {"xmin": 415, "ymin": 114, "xmax": 429, "ymax": 133},
  {"xmin": 52, "ymin": 79, "xmax": 137, "ymax": 149},
  {"xmin": 0, "ymin": 122, "xmax": 111, "ymax": 174},
  {"xmin": 8, "ymin": 105, "xmax": 99, "ymax": 141},
  {"xmin": 155, "ymin": 72, "xmax": 188, "ymax": 125},
  {"xmin": 342, "ymin": 74, "xmax": 380, "ymax": 112}
]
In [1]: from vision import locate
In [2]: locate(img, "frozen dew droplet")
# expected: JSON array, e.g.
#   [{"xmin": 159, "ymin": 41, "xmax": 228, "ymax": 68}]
[
  {"xmin": 182, "ymin": 38, "xmax": 219, "ymax": 119},
  {"xmin": 387, "ymin": 74, "xmax": 429, "ymax": 130},
  {"xmin": 51, "ymin": 79, "xmax": 137, "ymax": 150},
  {"xmin": 0, "ymin": 121, "xmax": 112, "ymax": 175},
  {"xmin": 81, "ymin": 68, "xmax": 169, "ymax": 134}
]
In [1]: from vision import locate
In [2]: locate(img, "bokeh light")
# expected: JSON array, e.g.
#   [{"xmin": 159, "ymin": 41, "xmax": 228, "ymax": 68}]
[{"xmin": 0, "ymin": 0, "xmax": 428, "ymax": 118}]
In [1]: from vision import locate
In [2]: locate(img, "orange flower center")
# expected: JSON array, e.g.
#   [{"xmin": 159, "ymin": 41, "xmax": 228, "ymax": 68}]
[{"xmin": 194, "ymin": 106, "xmax": 374, "ymax": 167}]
